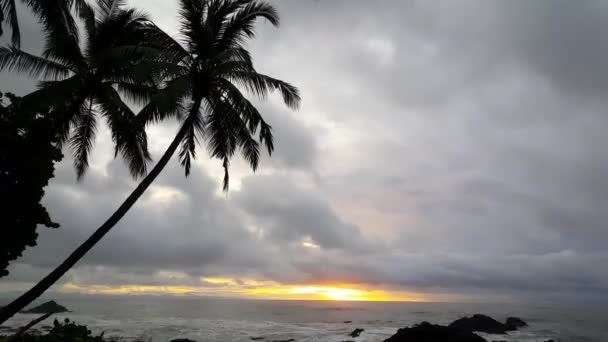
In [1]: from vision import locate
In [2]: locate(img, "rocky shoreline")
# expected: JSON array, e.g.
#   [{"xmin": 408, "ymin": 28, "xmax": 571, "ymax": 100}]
[{"xmin": 238, "ymin": 314, "xmax": 556, "ymax": 342}]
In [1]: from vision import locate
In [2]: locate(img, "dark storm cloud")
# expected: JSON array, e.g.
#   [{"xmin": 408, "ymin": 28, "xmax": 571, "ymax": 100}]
[{"xmin": 2, "ymin": 0, "xmax": 608, "ymax": 300}]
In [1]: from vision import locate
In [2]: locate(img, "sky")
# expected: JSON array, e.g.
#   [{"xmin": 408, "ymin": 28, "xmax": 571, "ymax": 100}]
[{"xmin": 2, "ymin": 0, "xmax": 608, "ymax": 303}]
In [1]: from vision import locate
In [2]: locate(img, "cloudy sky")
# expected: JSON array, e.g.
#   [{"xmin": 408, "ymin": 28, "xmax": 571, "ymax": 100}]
[{"xmin": 2, "ymin": 0, "xmax": 608, "ymax": 303}]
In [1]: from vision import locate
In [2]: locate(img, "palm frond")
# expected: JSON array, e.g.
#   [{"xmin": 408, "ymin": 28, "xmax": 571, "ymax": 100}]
[
  {"xmin": 28, "ymin": 76, "xmax": 86, "ymax": 145},
  {"xmin": 219, "ymin": 0, "xmax": 278, "ymax": 50},
  {"xmin": 178, "ymin": 97, "xmax": 206, "ymax": 176},
  {"xmin": 1, "ymin": 0, "xmax": 20, "ymax": 47},
  {"xmin": 41, "ymin": 31, "xmax": 86, "ymax": 72},
  {"xmin": 205, "ymin": 91, "xmax": 262, "ymax": 190},
  {"xmin": 100, "ymin": 46, "xmax": 188, "ymax": 86},
  {"xmin": 89, "ymin": 8, "xmax": 151, "ymax": 59},
  {"xmin": 31, "ymin": 76, "xmax": 82, "ymax": 107},
  {"xmin": 73, "ymin": 0, "xmax": 96, "ymax": 36},
  {"xmin": 0, "ymin": 46, "xmax": 72, "ymax": 79},
  {"xmin": 137, "ymin": 22, "xmax": 193, "ymax": 66},
  {"xmin": 31, "ymin": 0, "xmax": 81, "ymax": 45},
  {"xmin": 178, "ymin": 0, "xmax": 207, "ymax": 54},
  {"xmin": 137, "ymin": 75, "xmax": 191, "ymax": 124},
  {"xmin": 206, "ymin": 0, "xmax": 251, "ymax": 42},
  {"xmin": 97, "ymin": 85, "xmax": 151, "ymax": 178},
  {"xmin": 215, "ymin": 79, "xmax": 274, "ymax": 155},
  {"xmin": 0, "ymin": 4, "xmax": 3, "ymax": 37},
  {"xmin": 258, "ymin": 119, "xmax": 273, "ymax": 155},
  {"xmin": 229, "ymin": 71, "xmax": 300, "ymax": 110},
  {"xmin": 69, "ymin": 97, "xmax": 97, "ymax": 179},
  {"xmin": 97, "ymin": 0, "xmax": 127, "ymax": 19},
  {"xmin": 115, "ymin": 82, "xmax": 158, "ymax": 106}
]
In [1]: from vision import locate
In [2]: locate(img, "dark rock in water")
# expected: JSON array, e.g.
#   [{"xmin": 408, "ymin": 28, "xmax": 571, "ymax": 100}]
[
  {"xmin": 505, "ymin": 316, "xmax": 527, "ymax": 330},
  {"xmin": 349, "ymin": 328, "xmax": 364, "ymax": 338},
  {"xmin": 250, "ymin": 337, "xmax": 265, "ymax": 340},
  {"xmin": 170, "ymin": 339, "xmax": 197, "ymax": 342},
  {"xmin": 344, "ymin": 320, "xmax": 352, "ymax": 323},
  {"xmin": 449, "ymin": 314, "xmax": 508, "ymax": 334},
  {"xmin": 22, "ymin": 300, "xmax": 68, "ymax": 314},
  {"xmin": 384, "ymin": 322, "xmax": 487, "ymax": 342}
]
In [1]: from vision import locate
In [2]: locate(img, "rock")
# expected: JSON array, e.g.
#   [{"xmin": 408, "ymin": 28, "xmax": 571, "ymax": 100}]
[
  {"xmin": 250, "ymin": 337, "xmax": 265, "ymax": 341},
  {"xmin": 384, "ymin": 322, "xmax": 487, "ymax": 342},
  {"xmin": 505, "ymin": 317, "xmax": 527, "ymax": 330},
  {"xmin": 22, "ymin": 300, "xmax": 68, "ymax": 314},
  {"xmin": 449, "ymin": 314, "xmax": 508, "ymax": 334},
  {"xmin": 349, "ymin": 328, "xmax": 364, "ymax": 338},
  {"xmin": 344, "ymin": 320, "xmax": 352, "ymax": 323},
  {"xmin": 170, "ymin": 339, "xmax": 197, "ymax": 342}
]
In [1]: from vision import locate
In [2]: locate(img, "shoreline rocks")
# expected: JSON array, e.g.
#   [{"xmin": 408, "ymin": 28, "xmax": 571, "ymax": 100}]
[
  {"xmin": 448, "ymin": 314, "xmax": 528, "ymax": 334},
  {"xmin": 505, "ymin": 317, "xmax": 527, "ymax": 330},
  {"xmin": 348, "ymin": 328, "xmax": 364, "ymax": 338},
  {"xmin": 384, "ymin": 321, "xmax": 488, "ymax": 342},
  {"xmin": 384, "ymin": 314, "xmax": 532, "ymax": 342}
]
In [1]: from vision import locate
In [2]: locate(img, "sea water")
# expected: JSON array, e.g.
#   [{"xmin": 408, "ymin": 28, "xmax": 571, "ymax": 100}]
[{"xmin": 1, "ymin": 296, "xmax": 607, "ymax": 341}]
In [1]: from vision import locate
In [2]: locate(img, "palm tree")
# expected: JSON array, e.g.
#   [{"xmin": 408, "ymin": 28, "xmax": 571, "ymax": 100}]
[
  {"xmin": 0, "ymin": 1, "xmax": 153, "ymax": 322},
  {"xmin": 0, "ymin": 0, "xmax": 90, "ymax": 48},
  {"xmin": 0, "ymin": 0, "xmax": 152, "ymax": 179},
  {"xmin": 0, "ymin": 0, "xmax": 299, "ymax": 324}
]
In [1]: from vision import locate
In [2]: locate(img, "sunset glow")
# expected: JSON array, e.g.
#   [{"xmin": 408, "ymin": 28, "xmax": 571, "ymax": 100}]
[
  {"xmin": 289, "ymin": 287, "xmax": 365, "ymax": 300},
  {"xmin": 60, "ymin": 280, "xmax": 427, "ymax": 302}
]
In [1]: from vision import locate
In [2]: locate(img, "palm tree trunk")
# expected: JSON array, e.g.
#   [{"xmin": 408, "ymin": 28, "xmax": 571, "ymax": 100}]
[{"xmin": 0, "ymin": 100, "xmax": 201, "ymax": 324}]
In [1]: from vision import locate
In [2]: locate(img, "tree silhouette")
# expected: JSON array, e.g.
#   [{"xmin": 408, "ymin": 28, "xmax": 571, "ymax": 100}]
[
  {"xmin": 0, "ymin": 0, "xmax": 299, "ymax": 323},
  {"xmin": 0, "ymin": 1, "xmax": 152, "ymax": 179},
  {"xmin": 0, "ymin": 0, "xmax": 92, "ymax": 48},
  {"xmin": 0, "ymin": 92, "xmax": 62, "ymax": 277}
]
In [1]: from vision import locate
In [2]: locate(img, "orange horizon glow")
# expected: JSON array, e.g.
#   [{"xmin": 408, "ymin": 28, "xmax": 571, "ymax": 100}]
[{"xmin": 59, "ymin": 279, "xmax": 428, "ymax": 302}]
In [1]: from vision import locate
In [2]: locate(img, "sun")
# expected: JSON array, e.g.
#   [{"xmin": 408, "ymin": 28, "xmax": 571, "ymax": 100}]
[{"xmin": 288, "ymin": 286, "xmax": 366, "ymax": 301}]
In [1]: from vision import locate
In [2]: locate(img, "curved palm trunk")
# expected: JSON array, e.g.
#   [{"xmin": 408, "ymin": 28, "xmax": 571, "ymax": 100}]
[{"xmin": 0, "ymin": 100, "xmax": 201, "ymax": 324}]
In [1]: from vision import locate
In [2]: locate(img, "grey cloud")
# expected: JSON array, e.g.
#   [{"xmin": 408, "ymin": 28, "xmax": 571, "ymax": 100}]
[
  {"xmin": 255, "ymin": 102, "xmax": 318, "ymax": 172},
  {"xmin": 233, "ymin": 174, "xmax": 368, "ymax": 251}
]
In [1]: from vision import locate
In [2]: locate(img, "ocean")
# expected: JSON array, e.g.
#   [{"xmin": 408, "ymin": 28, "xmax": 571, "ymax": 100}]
[{"xmin": 1, "ymin": 296, "xmax": 607, "ymax": 341}]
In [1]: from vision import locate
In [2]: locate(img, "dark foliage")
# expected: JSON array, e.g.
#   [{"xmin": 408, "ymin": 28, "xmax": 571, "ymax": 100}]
[
  {"xmin": 0, "ymin": 1, "xmax": 153, "ymax": 180},
  {"xmin": 0, "ymin": 92, "xmax": 62, "ymax": 278},
  {"xmin": 0, "ymin": 0, "xmax": 92, "ymax": 48},
  {"xmin": 1, "ymin": 318, "xmax": 105, "ymax": 342}
]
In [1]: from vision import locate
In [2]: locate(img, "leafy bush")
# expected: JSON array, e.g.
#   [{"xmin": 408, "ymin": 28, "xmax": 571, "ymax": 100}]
[{"xmin": 2, "ymin": 319, "xmax": 105, "ymax": 342}]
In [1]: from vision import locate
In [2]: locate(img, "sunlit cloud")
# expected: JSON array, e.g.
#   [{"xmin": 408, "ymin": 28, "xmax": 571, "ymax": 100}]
[{"xmin": 60, "ymin": 278, "xmax": 427, "ymax": 302}]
